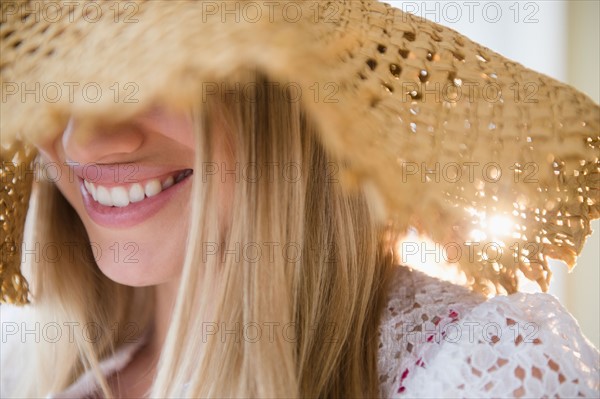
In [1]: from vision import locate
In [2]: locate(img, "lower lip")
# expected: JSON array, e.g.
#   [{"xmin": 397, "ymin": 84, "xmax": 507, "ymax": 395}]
[{"xmin": 79, "ymin": 176, "xmax": 192, "ymax": 228}]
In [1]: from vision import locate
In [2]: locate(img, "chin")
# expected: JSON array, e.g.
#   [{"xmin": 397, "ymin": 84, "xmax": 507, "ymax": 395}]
[
  {"xmin": 97, "ymin": 261, "xmax": 177, "ymax": 287},
  {"xmin": 85, "ymin": 230, "xmax": 187, "ymax": 287}
]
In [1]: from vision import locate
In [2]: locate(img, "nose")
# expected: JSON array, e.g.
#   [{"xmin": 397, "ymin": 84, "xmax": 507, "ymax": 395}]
[{"xmin": 61, "ymin": 117, "xmax": 145, "ymax": 164}]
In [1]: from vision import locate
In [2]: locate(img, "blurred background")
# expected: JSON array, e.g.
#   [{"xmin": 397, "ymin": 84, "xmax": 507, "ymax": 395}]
[{"xmin": 383, "ymin": 0, "xmax": 600, "ymax": 348}]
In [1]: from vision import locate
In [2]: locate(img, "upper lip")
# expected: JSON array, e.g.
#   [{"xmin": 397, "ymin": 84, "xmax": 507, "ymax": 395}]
[{"xmin": 70, "ymin": 163, "xmax": 191, "ymax": 186}]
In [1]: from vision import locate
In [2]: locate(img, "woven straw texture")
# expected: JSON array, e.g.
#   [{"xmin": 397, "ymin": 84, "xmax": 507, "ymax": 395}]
[
  {"xmin": 1, "ymin": 0, "xmax": 599, "ymax": 303},
  {"xmin": 1, "ymin": 140, "xmax": 35, "ymax": 304}
]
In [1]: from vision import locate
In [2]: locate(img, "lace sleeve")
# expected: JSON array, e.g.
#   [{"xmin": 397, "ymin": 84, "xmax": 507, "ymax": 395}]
[{"xmin": 378, "ymin": 273, "xmax": 600, "ymax": 398}]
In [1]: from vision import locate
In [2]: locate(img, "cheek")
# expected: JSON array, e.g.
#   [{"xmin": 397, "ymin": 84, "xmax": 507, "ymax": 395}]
[
  {"xmin": 140, "ymin": 107, "xmax": 195, "ymax": 150},
  {"xmin": 36, "ymin": 156, "xmax": 81, "ymax": 219},
  {"xmin": 37, "ymin": 139, "xmax": 81, "ymax": 207}
]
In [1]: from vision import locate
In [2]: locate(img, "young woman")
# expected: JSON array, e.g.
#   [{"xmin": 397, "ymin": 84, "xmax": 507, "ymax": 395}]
[{"xmin": 1, "ymin": 1, "xmax": 598, "ymax": 398}]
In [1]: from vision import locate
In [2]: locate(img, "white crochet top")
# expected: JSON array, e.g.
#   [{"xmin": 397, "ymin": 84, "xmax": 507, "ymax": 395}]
[
  {"xmin": 377, "ymin": 266, "xmax": 599, "ymax": 398},
  {"xmin": 2, "ymin": 265, "xmax": 598, "ymax": 398}
]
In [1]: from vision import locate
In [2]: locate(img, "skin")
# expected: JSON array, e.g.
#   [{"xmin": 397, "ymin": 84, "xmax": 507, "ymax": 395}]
[{"xmin": 35, "ymin": 106, "xmax": 227, "ymax": 397}]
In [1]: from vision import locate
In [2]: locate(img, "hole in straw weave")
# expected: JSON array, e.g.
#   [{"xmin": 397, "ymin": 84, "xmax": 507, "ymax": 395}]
[
  {"xmin": 366, "ymin": 58, "xmax": 378, "ymax": 71},
  {"xmin": 404, "ymin": 31, "xmax": 416, "ymax": 41},
  {"xmin": 389, "ymin": 64, "xmax": 402, "ymax": 78}
]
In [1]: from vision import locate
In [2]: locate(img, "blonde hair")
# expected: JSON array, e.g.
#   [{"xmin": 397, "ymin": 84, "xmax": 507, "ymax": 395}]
[{"xmin": 9, "ymin": 72, "xmax": 394, "ymax": 398}]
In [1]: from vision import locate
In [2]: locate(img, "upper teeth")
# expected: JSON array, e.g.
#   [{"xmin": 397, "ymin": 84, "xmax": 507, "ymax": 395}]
[{"xmin": 83, "ymin": 170, "xmax": 191, "ymax": 207}]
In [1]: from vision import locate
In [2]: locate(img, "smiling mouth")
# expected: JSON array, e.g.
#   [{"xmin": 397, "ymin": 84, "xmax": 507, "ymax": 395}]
[{"xmin": 82, "ymin": 169, "xmax": 193, "ymax": 208}]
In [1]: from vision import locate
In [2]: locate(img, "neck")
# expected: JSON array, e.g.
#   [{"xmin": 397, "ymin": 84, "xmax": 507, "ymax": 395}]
[
  {"xmin": 106, "ymin": 280, "xmax": 180, "ymax": 398},
  {"xmin": 149, "ymin": 278, "xmax": 180, "ymax": 354}
]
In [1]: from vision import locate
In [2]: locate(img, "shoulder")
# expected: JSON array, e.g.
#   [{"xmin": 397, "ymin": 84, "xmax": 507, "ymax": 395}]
[
  {"xmin": 377, "ymin": 265, "xmax": 487, "ymax": 397},
  {"xmin": 377, "ymin": 266, "xmax": 600, "ymax": 398},
  {"xmin": 1, "ymin": 304, "xmax": 33, "ymax": 397},
  {"xmin": 0, "ymin": 304, "xmax": 149, "ymax": 398}
]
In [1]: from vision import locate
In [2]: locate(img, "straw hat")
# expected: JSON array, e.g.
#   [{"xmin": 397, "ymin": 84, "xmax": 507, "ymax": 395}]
[{"xmin": 1, "ymin": 0, "xmax": 598, "ymax": 304}]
